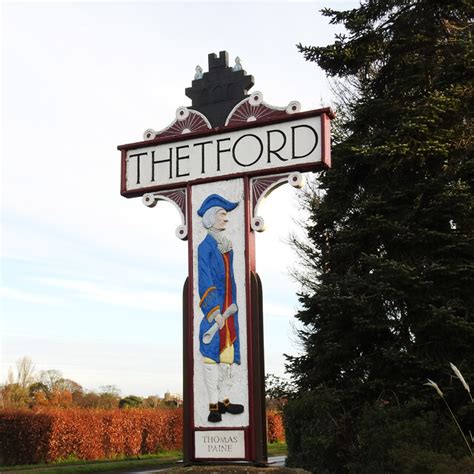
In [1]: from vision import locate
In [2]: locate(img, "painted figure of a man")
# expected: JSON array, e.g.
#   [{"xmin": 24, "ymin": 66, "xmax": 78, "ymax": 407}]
[{"xmin": 197, "ymin": 194, "xmax": 244, "ymax": 423}]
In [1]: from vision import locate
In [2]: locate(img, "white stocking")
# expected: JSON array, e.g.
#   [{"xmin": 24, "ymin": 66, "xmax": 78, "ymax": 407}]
[
  {"xmin": 203, "ymin": 363, "xmax": 219, "ymax": 405},
  {"xmin": 218, "ymin": 363, "xmax": 232, "ymax": 402}
]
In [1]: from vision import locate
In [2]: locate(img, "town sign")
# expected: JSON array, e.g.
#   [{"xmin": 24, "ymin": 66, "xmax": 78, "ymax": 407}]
[{"xmin": 118, "ymin": 51, "xmax": 332, "ymax": 465}]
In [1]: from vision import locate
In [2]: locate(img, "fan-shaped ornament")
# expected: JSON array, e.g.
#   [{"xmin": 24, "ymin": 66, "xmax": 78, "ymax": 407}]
[
  {"xmin": 224, "ymin": 91, "xmax": 301, "ymax": 127},
  {"xmin": 143, "ymin": 107, "xmax": 211, "ymax": 140}
]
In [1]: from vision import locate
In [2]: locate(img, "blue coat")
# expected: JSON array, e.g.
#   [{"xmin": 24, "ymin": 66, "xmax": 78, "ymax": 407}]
[{"xmin": 197, "ymin": 234, "xmax": 240, "ymax": 364}]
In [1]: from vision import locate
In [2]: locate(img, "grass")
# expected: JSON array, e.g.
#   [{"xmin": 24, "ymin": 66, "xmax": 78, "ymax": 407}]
[
  {"xmin": 267, "ymin": 441, "xmax": 287, "ymax": 456},
  {"xmin": 0, "ymin": 451, "xmax": 182, "ymax": 474},
  {"xmin": 0, "ymin": 444, "xmax": 287, "ymax": 473}
]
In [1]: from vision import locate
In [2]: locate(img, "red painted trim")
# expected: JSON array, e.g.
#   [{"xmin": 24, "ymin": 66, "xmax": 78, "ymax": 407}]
[
  {"xmin": 321, "ymin": 112, "xmax": 332, "ymax": 168},
  {"xmin": 243, "ymin": 176, "xmax": 257, "ymax": 462},
  {"xmin": 186, "ymin": 184, "xmax": 196, "ymax": 460},
  {"xmin": 120, "ymin": 149, "xmax": 127, "ymax": 195},
  {"xmin": 117, "ymin": 107, "xmax": 334, "ymax": 151},
  {"xmin": 121, "ymin": 161, "xmax": 328, "ymax": 199}
]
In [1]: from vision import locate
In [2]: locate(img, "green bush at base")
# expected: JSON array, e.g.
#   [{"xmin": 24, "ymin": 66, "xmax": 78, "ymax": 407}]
[{"xmin": 284, "ymin": 393, "xmax": 473, "ymax": 474}]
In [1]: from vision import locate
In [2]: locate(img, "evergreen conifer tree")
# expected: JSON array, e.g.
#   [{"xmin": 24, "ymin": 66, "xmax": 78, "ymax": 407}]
[{"xmin": 285, "ymin": 1, "xmax": 473, "ymax": 472}]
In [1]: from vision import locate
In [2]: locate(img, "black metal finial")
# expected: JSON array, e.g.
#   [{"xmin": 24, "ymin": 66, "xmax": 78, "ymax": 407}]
[{"xmin": 185, "ymin": 51, "xmax": 255, "ymax": 128}]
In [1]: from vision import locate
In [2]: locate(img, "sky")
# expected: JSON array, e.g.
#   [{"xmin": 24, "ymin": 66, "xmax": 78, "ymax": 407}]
[{"xmin": 1, "ymin": 0, "xmax": 355, "ymax": 398}]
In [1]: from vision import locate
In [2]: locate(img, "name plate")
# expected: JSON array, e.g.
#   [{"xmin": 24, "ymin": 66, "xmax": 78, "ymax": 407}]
[
  {"xmin": 195, "ymin": 430, "xmax": 245, "ymax": 459},
  {"xmin": 123, "ymin": 115, "xmax": 322, "ymax": 192}
]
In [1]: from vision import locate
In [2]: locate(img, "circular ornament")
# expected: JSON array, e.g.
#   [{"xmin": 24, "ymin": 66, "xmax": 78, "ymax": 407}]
[
  {"xmin": 176, "ymin": 106, "xmax": 190, "ymax": 121},
  {"xmin": 288, "ymin": 172, "xmax": 305, "ymax": 189},
  {"xmin": 142, "ymin": 194, "xmax": 157, "ymax": 207},
  {"xmin": 175, "ymin": 225, "xmax": 188, "ymax": 240},
  {"xmin": 286, "ymin": 101, "xmax": 301, "ymax": 114},
  {"xmin": 143, "ymin": 129, "xmax": 156, "ymax": 140},
  {"xmin": 251, "ymin": 216, "xmax": 266, "ymax": 232},
  {"xmin": 249, "ymin": 91, "xmax": 263, "ymax": 107}
]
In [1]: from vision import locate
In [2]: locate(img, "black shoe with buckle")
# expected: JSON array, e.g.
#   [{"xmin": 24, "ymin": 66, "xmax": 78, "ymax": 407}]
[
  {"xmin": 208, "ymin": 403, "xmax": 222, "ymax": 422},
  {"xmin": 218, "ymin": 398, "xmax": 244, "ymax": 415}
]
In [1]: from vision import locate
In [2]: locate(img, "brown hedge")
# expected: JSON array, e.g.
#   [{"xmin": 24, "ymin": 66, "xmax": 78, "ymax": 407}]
[
  {"xmin": 267, "ymin": 410, "xmax": 285, "ymax": 443},
  {"xmin": 0, "ymin": 408, "xmax": 182, "ymax": 465},
  {"xmin": 0, "ymin": 409, "xmax": 52, "ymax": 465},
  {"xmin": 0, "ymin": 408, "xmax": 284, "ymax": 465}
]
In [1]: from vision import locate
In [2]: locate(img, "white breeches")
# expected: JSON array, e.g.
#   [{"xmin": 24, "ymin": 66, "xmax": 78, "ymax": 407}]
[{"xmin": 203, "ymin": 363, "xmax": 233, "ymax": 404}]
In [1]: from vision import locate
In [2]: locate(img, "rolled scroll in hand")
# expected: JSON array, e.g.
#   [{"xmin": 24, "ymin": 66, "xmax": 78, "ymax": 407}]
[{"xmin": 202, "ymin": 303, "xmax": 238, "ymax": 344}]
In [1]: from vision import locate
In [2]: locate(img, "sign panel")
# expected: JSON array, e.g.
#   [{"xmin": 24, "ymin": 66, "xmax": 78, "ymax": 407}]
[
  {"xmin": 195, "ymin": 430, "xmax": 245, "ymax": 459},
  {"xmin": 122, "ymin": 115, "xmax": 323, "ymax": 193},
  {"xmin": 191, "ymin": 179, "xmax": 249, "ymax": 428}
]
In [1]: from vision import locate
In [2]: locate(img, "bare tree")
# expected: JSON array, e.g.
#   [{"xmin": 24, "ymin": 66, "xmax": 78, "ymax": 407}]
[
  {"xmin": 16, "ymin": 356, "xmax": 35, "ymax": 388},
  {"xmin": 39, "ymin": 369, "xmax": 63, "ymax": 391}
]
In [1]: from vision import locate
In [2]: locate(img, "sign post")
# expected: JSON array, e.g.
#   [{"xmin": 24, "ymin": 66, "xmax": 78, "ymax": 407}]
[{"xmin": 118, "ymin": 51, "xmax": 332, "ymax": 466}]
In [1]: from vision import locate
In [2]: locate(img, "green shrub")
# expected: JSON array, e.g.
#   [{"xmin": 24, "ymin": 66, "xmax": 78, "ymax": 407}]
[{"xmin": 285, "ymin": 393, "xmax": 473, "ymax": 473}]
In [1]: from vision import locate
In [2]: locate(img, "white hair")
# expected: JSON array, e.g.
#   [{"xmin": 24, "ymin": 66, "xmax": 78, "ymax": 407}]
[{"xmin": 202, "ymin": 206, "xmax": 223, "ymax": 229}]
